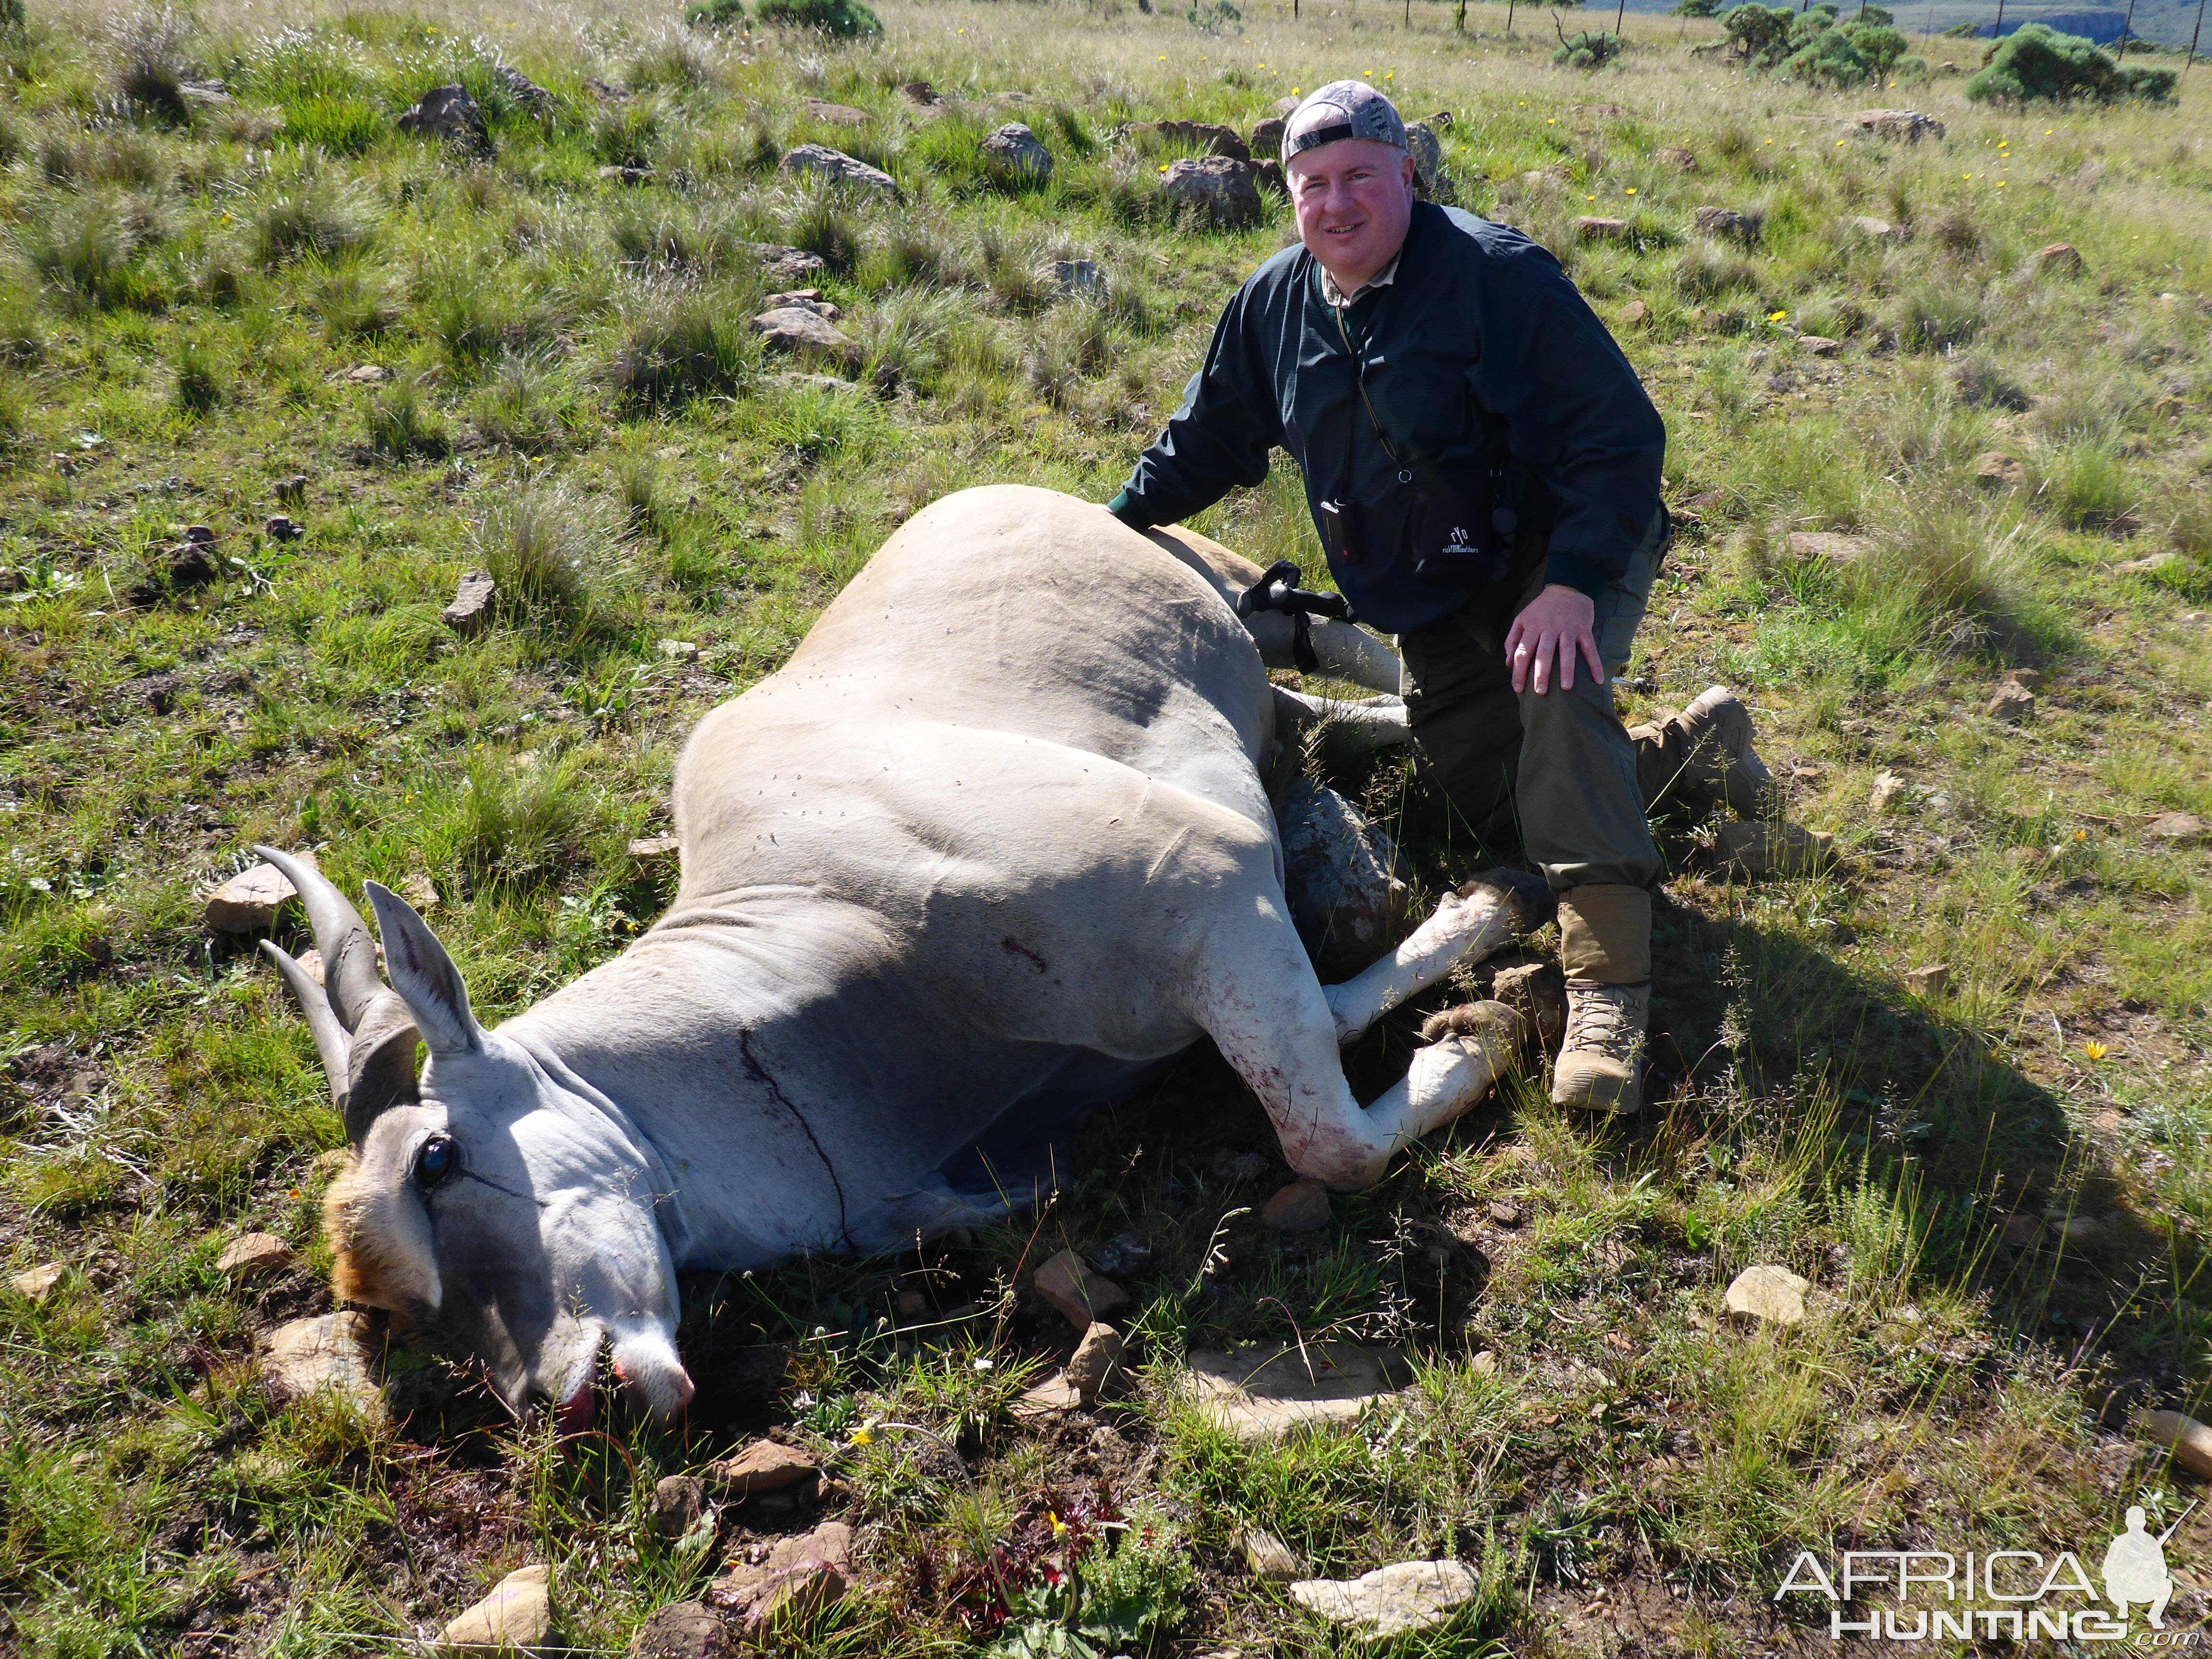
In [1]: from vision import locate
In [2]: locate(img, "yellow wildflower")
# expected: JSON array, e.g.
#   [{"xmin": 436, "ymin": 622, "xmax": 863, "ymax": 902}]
[{"xmin": 2083, "ymin": 1040, "xmax": 2108, "ymax": 1061}]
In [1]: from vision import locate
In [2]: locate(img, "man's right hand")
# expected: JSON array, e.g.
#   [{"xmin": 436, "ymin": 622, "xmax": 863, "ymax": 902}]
[{"xmin": 1504, "ymin": 583, "xmax": 1605, "ymax": 695}]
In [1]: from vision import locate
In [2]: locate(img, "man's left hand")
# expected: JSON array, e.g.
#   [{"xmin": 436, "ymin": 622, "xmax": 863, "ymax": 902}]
[{"xmin": 1504, "ymin": 584, "xmax": 1605, "ymax": 695}]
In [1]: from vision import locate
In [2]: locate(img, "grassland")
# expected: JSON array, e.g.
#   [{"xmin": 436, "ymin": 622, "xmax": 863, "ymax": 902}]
[{"xmin": 1, "ymin": 0, "xmax": 2210, "ymax": 1651}]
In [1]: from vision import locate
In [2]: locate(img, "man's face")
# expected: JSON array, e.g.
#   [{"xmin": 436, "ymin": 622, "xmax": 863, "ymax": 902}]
[{"xmin": 1288, "ymin": 138, "xmax": 1417, "ymax": 288}]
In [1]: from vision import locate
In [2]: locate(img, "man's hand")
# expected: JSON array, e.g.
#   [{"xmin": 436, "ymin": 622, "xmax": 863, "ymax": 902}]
[{"xmin": 1504, "ymin": 583, "xmax": 1604, "ymax": 695}]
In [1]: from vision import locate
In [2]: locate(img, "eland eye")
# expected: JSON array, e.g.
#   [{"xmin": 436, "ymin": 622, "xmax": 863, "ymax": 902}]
[{"xmin": 413, "ymin": 1135, "xmax": 458, "ymax": 1190}]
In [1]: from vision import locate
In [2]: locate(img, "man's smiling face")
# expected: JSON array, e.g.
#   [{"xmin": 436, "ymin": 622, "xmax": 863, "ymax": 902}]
[{"xmin": 1288, "ymin": 138, "xmax": 1417, "ymax": 291}]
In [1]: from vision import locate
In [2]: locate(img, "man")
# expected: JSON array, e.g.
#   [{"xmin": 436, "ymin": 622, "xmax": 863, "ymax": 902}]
[{"xmin": 1105, "ymin": 82, "xmax": 1768, "ymax": 1114}]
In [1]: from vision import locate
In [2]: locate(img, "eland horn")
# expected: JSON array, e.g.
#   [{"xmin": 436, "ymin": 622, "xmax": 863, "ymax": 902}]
[{"xmin": 252, "ymin": 846, "xmax": 422, "ymax": 1144}]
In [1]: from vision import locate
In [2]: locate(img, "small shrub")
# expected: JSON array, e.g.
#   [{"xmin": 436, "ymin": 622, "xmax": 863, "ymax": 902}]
[
  {"xmin": 20, "ymin": 194, "xmax": 158, "ymax": 310},
  {"xmin": 789, "ymin": 194, "xmax": 861, "ymax": 274},
  {"xmin": 280, "ymin": 95, "xmax": 385, "ymax": 156},
  {"xmin": 1785, "ymin": 26, "xmax": 1871, "ymax": 83},
  {"xmin": 311, "ymin": 264, "xmax": 398, "ymax": 341},
  {"xmin": 606, "ymin": 287, "xmax": 756, "ymax": 406},
  {"xmin": 1554, "ymin": 28, "xmax": 1623, "ymax": 68},
  {"xmin": 445, "ymin": 753, "xmax": 601, "ymax": 887},
  {"xmin": 1965, "ymin": 23, "xmax": 2178, "ymax": 104},
  {"xmin": 363, "ymin": 376, "xmax": 450, "ymax": 459},
  {"xmin": 591, "ymin": 99, "xmax": 661, "ymax": 169},
  {"xmin": 862, "ymin": 225, "xmax": 949, "ymax": 289},
  {"xmin": 628, "ymin": 34, "xmax": 713, "ymax": 93},
  {"xmin": 1723, "ymin": 2, "xmax": 1795, "ymax": 65},
  {"xmin": 422, "ymin": 264, "xmax": 508, "ymax": 373},
  {"xmin": 173, "ymin": 338, "xmax": 222, "ymax": 414},
  {"xmin": 470, "ymin": 355, "xmax": 579, "ymax": 454},
  {"xmin": 856, "ymin": 286, "xmax": 968, "ymax": 392},
  {"xmin": 1671, "ymin": 0, "xmax": 1723, "ymax": 14},
  {"xmin": 1672, "ymin": 242, "xmax": 1758, "ymax": 300},
  {"xmin": 685, "ymin": 0, "xmax": 748, "ymax": 24},
  {"xmin": 248, "ymin": 182, "xmax": 370, "ymax": 267},
  {"xmin": 1025, "ymin": 303, "xmax": 1114, "ymax": 409},
  {"xmin": 472, "ymin": 475, "xmax": 613, "ymax": 616},
  {"xmin": 755, "ymin": 0, "xmax": 882, "ymax": 37},
  {"xmin": 110, "ymin": 7, "xmax": 197, "ymax": 125}
]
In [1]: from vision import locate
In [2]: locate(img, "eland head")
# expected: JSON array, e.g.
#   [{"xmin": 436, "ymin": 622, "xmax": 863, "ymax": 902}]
[{"xmin": 256, "ymin": 848, "xmax": 694, "ymax": 1424}]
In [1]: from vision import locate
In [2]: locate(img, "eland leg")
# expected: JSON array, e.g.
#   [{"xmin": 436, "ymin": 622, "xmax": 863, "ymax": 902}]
[
  {"xmin": 1271, "ymin": 685, "xmax": 1412, "ymax": 762},
  {"xmin": 1323, "ymin": 870, "xmax": 1552, "ymax": 1045}
]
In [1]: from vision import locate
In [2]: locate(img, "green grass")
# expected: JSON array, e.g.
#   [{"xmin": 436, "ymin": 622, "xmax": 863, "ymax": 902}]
[{"xmin": 1, "ymin": 0, "xmax": 2210, "ymax": 1652}]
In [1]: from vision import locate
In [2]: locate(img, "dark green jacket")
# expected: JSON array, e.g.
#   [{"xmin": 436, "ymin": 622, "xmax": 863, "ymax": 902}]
[{"xmin": 1109, "ymin": 203, "xmax": 1664, "ymax": 636}]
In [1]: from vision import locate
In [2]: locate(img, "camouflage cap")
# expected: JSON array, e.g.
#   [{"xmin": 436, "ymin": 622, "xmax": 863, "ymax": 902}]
[{"xmin": 1281, "ymin": 81, "xmax": 1408, "ymax": 165}]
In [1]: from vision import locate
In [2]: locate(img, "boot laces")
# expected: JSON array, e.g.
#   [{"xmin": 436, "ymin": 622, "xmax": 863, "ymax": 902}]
[{"xmin": 1563, "ymin": 983, "xmax": 1647, "ymax": 1060}]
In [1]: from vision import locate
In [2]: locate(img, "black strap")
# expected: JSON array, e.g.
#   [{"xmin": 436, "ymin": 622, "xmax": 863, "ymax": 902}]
[{"xmin": 1237, "ymin": 559, "xmax": 1356, "ymax": 674}]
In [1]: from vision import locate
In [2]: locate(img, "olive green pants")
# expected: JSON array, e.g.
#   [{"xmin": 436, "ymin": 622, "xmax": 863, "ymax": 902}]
[{"xmin": 1397, "ymin": 518, "xmax": 1665, "ymax": 894}]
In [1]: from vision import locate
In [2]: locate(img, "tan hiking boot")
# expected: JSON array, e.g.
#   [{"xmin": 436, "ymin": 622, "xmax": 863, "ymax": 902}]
[
  {"xmin": 1551, "ymin": 883, "xmax": 1652, "ymax": 1115},
  {"xmin": 1632, "ymin": 685, "xmax": 1774, "ymax": 817},
  {"xmin": 1551, "ymin": 981, "xmax": 1650, "ymax": 1113}
]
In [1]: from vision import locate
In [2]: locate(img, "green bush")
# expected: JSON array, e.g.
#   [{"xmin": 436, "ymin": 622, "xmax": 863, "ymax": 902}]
[
  {"xmin": 1785, "ymin": 26, "xmax": 1871, "ymax": 83},
  {"xmin": 684, "ymin": 0, "xmax": 746, "ymax": 22},
  {"xmin": 173, "ymin": 338, "xmax": 223, "ymax": 414},
  {"xmin": 0, "ymin": 0, "xmax": 23, "ymax": 31},
  {"xmin": 1965, "ymin": 23, "xmax": 2178, "ymax": 103},
  {"xmin": 1554, "ymin": 27, "xmax": 1624, "ymax": 66},
  {"xmin": 1842, "ymin": 20, "xmax": 1908, "ymax": 72},
  {"xmin": 606, "ymin": 289, "xmax": 757, "ymax": 406},
  {"xmin": 1723, "ymin": 2, "xmax": 1794, "ymax": 65},
  {"xmin": 1670, "ymin": 0, "xmax": 1723, "ymax": 15},
  {"xmin": 755, "ymin": 0, "xmax": 881, "ymax": 36}
]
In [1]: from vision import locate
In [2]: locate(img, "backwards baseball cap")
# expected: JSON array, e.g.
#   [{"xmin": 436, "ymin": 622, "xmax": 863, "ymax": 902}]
[{"xmin": 1281, "ymin": 81, "xmax": 1407, "ymax": 165}]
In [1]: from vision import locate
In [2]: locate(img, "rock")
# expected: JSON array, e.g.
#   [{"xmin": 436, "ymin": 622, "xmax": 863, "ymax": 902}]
[
  {"xmin": 10, "ymin": 1263, "xmax": 64, "ymax": 1303},
  {"xmin": 345, "ymin": 363, "xmax": 389, "ymax": 384},
  {"xmin": 2003, "ymin": 668, "xmax": 2043, "ymax": 691},
  {"xmin": 1868, "ymin": 769, "xmax": 1907, "ymax": 814},
  {"xmin": 397, "ymin": 85, "xmax": 491, "ymax": 155},
  {"xmin": 597, "ymin": 164, "xmax": 654, "ymax": 185},
  {"xmin": 1012, "ymin": 1373, "xmax": 1083, "ymax": 1420},
  {"xmin": 1405, "ymin": 121, "xmax": 1446, "ymax": 197},
  {"xmin": 1158, "ymin": 156, "xmax": 1262, "ymax": 228},
  {"xmin": 2146, "ymin": 811, "xmax": 2209, "ymax": 845},
  {"xmin": 1853, "ymin": 108, "xmax": 1944, "ymax": 141},
  {"xmin": 1289, "ymin": 1560, "xmax": 1480, "ymax": 1639},
  {"xmin": 400, "ymin": 873, "xmax": 438, "ymax": 913},
  {"xmin": 630, "ymin": 834, "xmax": 682, "ymax": 873},
  {"xmin": 207, "ymin": 862, "xmax": 300, "ymax": 934},
  {"xmin": 1249, "ymin": 116, "xmax": 1286, "ymax": 156},
  {"xmin": 445, "ymin": 570, "xmax": 496, "ymax": 636},
  {"xmin": 2001, "ymin": 1212, "xmax": 2043, "ymax": 1248},
  {"xmin": 745, "ymin": 1561, "xmax": 845, "ymax": 1634},
  {"xmin": 1268, "ymin": 93, "xmax": 1300, "ymax": 117},
  {"xmin": 1797, "ymin": 335, "xmax": 1841, "ymax": 357},
  {"xmin": 1277, "ymin": 780, "xmax": 1412, "ymax": 977},
  {"xmin": 2115, "ymin": 551, "xmax": 2176, "ymax": 577},
  {"xmin": 493, "ymin": 66, "xmax": 554, "ymax": 114},
  {"xmin": 751, "ymin": 307, "xmax": 860, "ymax": 369},
  {"xmin": 1693, "ymin": 204, "xmax": 1757, "ymax": 242},
  {"xmin": 2033, "ymin": 241, "xmax": 2085, "ymax": 277},
  {"xmin": 708, "ymin": 1521, "xmax": 853, "ymax": 1622},
  {"xmin": 1576, "ymin": 216, "xmax": 1631, "ymax": 242},
  {"xmin": 1487, "ymin": 1199, "xmax": 1523, "ymax": 1227},
  {"xmin": 1844, "ymin": 214, "xmax": 1898, "ymax": 240},
  {"xmin": 1033, "ymin": 1248, "xmax": 1131, "ymax": 1329},
  {"xmin": 1051, "ymin": 258, "xmax": 1105, "ymax": 298},
  {"xmin": 1469, "ymin": 1348, "xmax": 1498, "ymax": 1374},
  {"xmin": 712, "ymin": 1439, "xmax": 817, "ymax": 1496},
  {"xmin": 276, "ymin": 474, "xmax": 309, "ymax": 502},
  {"xmin": 1126, "ymin": 119, "xmax": 1249, "ymax": 160},
  {"xmin": 1657, "ymin": 144, "xmax": 1697, "ymax": 170},
  {"xmin": 660, "ymin": 637, "xmax": 702, "ymax": 660},
  {"xmin": 1488, "ymin": 960, "xmax": 1565, "ymax": 1050},
  {"xmin": 1903, "ymin": 964, "xmax": 1951, "ymax": 998},
  {"xmin": 749, "ymin": 243, "xmax": 829, "ymax": 283},
  {"xmin": 981, "ymin": 122, "xmax": 1052, "ymax": 182},
  {"xmin": 1253, "ymin": 158, "xmax": 1286, "ymax": 199},
  {"xmin": 440, "ymin": 1563, "xmax": 555, "ymax": 1653},
  {"xmin": 260, "ymin": 1312, "xmax": 383, "ymax": 1411},
  {"xmin": 218, "ymin": 1232, "xmax": 294, "ymax": 1278},
  {"xmin": 1787, "ymin": 530, "xmax": 1871, "ymax": 565},
  {"xmin": 264, "ymin": 514, "xmax": 302, "ymax": 541},
  {"xmin": 1986, "ymin": 681, "xmax": 2035, "ymax": 724},
  {"xmin": 1618, "ymin": 299, "xmax": 1649, "ymax": 327},
  {"xmin": 1065, "ymin": 1322, "xmax": 1125, "ymax": 1402},
  {"xmin": 779, "ymin": 144, "xmax": 897, "ymax": 197},
  {"xmin": 1213, "ymin": 1149, "xmax": 1271, "ymax": 1183},
  {"xmin": 2142, "ymin": 1409, "xmax": 2212, "ymax": 1480},
  {"xmin": 901, "ymin": 81, "xmax": 939, "ymax": 105},
  {"xmin": 1180, "ymin": 1342, "xmax": 1410, "ymax": 1441},
  {"xmin": 2060, "ymin": 1215, "xmax": 2105, "ymax": 1243},
  {"xmin": 1712, "ymin": 822, "xmax": 1836, "ymax": 878},
  {"xmin": 1236, "ymin": 1526, "xmax": 1302, "ymax": 1581},
  {"xmin": 1262, "ymin": 1179, "xmax": 1332, "ymax": 1233},
  {"xmin": 629, "ymin": 1601, "xmax": 736, "ymax": 1659},
  {"xmin": 1723, "ymin": 1264, "xmax": 1811, "ymax": 1326},
  {"xmin": 650, "ymin": 1475, "xmax": 708, "ymax": 1541},
  {"xmin": 1974, "ymin": 451, "xmax": 2025, "ymax": 490},
  {"xmin": 801, "ymin": 98, "xmax": 869, "ymax": 125}
]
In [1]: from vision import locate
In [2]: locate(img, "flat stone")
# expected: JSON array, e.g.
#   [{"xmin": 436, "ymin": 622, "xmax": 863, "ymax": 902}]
[
  {"xmin": 1032, "ymin": 1248, "xmax": 1131, "ymax": 1329},
  {"xmin": 261, "ymin": 1312, "xmax": 384, "ymax": 1412},
  {"xmin": 1180, "ymin": 1342, "xmax": 1410, "ymax": 1441},
  {"xmin": 1657, "ymin": 144, "xmax": 1697, "ymax": 170},
  {"xmin": 207, "ymin": 862, "xmax": 300, "ymax": 934},
  {"xmin": 1869, "ymin": 769, "xmax": 1907, "ymax": 814},
  {"xmin": 1487, "ymin": 1199, "xmax": 1524, "ymax": 1227},
  {"xmin": 1469, "ymin": 1349, "xmax": 1498, "ymax": 1374},
  {"xmin": 2142, "ymin": 1410, "xmax": 2212, "ymax": 1480},
  {"xmin": 748, "ymin": 243, "xmax": 829, "ymax": 283},
  {"xmin": 1853, "ymin": 108, "xmax": 1945, "ymax": 141},
  {"xmin": 1262, "ymin": 1179, "xmax": 1331, "ymax": 1233},
  {"xmin": 778, "ymin": 144, "xmax": 897, "ymax": 197},
  {"xmin": 801, "ymin": 98, "xmax": 869, "ymax": 125},
  {"xmin": 1987, "ymin": 681, "xmax": 2035, "ymax": 724},
  {"xmin": 398, "ymin": 85, "xmax": 491, "ymax": 155},
  {"xmin": 1158, "ymin": 156, "xmax": 1262, "ymax": 228},
  {"xmin": 1712, "ymin": 822, "xmax": 1835, "ymax": 878},
  {"xmin": 745, "ymin": 1561, "xmax": 845, "ymax": 1634},
  {"xmin": 401, "ymin": 873, "xmax": 438, "ymax": 913},
  {"xmin": 2115, "ymin": 551, "xmax": 2176, "ymax": 576},
  {"xmin": 11, "ymin": 1263, "xmax": 64, "ymax": 1303},
  {"xmin": 1236, "ymin": 1526, "xmax": 1302, "ymax": 1581},
  {"xmin": 264, "ymin": 514, "xmax": 302, "ymax": 541},
  {"xmin": 1797, "ymin": 335, "xmax": 1841, "ymax": 357},
  {"xmin": 598, "ymin": 164, "xmax": 654, "ymax": 185},
  {"xmin": 751, "ymin": 307, "xmax": 859, "ymax": 368},
  {"xmin": 1618, "ymin": 299, "xmax": 1649, "ymax": 327},
  {"xmin": 440, "ymin": 1563, "xmax": 554, "ymax": 1652},
  {"xmin": 764, "ymin": 289, "xmax": 837, "ymax": 319},
  {"xmin": 493, "ymin": 66, "xmax": 553, "ymax": 113},
  {"xmin": 1065, "ymin": 1322, "xmax": 1125, "ymax": 1402},
  {"xmin": 1250, "ymin": 116, "xmax": 1286, "ymax": 156},
  {"xmin": 1723, "ymin": 1264, "xmax": 1811, "ymax": 1326},
  {"xmin": 1576, "ymin": 216, "xmax": 1631, "ymax": 241},
  {"xmin": 345, "ymin": 363, "xmax": 390, "ymax": 384},
  {"xmin": 2001, "ymin": 1212, "xmax": 2043, "ymax": 1248},
  {"xmin": 712, "ymin": 1439, "xmax": 817, "ymax": 1496},
  {"xmin": 981, "ymin": 122, "xmax": 1052, "ymax": 182},
  {"xmin": 1052, "ymin": 259, "xmax": 1105, "ymax": 298},
  {"xmin": 1693, "ymin": 204, "xmax": 1757, "ymax": 241},
  {"xmin": 707, "ymin": 1521, "xmax": 852, "ymax": 1620},
  {"xmin": 1012, "ymin": 1373, "xmax": 1082, "ymax": 1420},
  {"xmin": 445, "ymin": 570, "xmax": 497, "ymax": 636},
  {"xmin": 2034, "ymin": 241, "xmax": 2085, "ymax": 277},
  {"xmin": 1844, "ymin": 214, "xmax": 1899, "ymax": 240},
  {"xmin": 1974, "ymin": 450, "xmax": 2025, "ymax": 489},
  {"xmin": 2146, "ymin": 811, "xmax": 2209, "ymax": 845},
  {"xmin": 1289, "ymin": 1560, "xmax": 1480, "ymax": 1639},
  {"xmin": 630, "ymin": 834, "xmax": 682, "ymax": 873},
  {"xmin": 901, "ymin": 80, "xmax": 939, "ymax": 104},
  {"xmin": 1124, "ymin": 119, "xmax": 1249, "ymax": 159},
  {"xmin": 651, "ymin": 1474, "xmax": 708, "ymax": 1541},
  {"xmin": 630, "ymin": 1600, "xmax": 736, "ymax": 1659},
  {"xmin": 218, "ymin": 1232, "xmax": 294, "ymax": 1278},
  {"xmin": 1903, "ymin": 964, "xmax": 1951, "ymax": 998},
  {"xmin": 1787, "ymin": 530, "xmax": 1870, "ymax": 564}
]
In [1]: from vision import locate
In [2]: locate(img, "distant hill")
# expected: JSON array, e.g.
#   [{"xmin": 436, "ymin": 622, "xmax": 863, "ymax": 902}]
[{"xmin": 1611, "ymin": 0, "xmax": 2207, "ymax": 50}]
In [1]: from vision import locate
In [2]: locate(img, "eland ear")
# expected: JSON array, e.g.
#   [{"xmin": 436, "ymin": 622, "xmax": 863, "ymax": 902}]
[{"xmin": 364, "ymin": 881, "xmax": 484, "ymax": 1057}]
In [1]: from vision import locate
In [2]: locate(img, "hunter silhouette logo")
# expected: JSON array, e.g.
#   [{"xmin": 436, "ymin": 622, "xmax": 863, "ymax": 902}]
[{"xmin": 1775, "ymin": 1501, "xmax": 2200, "ymax": 1642}]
